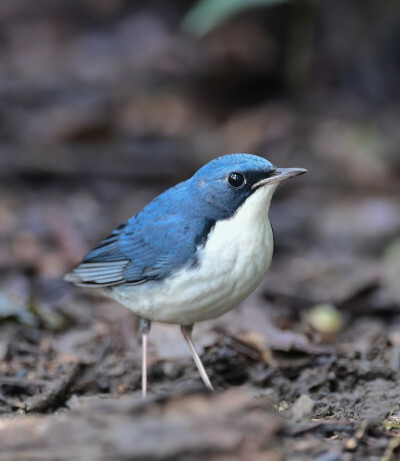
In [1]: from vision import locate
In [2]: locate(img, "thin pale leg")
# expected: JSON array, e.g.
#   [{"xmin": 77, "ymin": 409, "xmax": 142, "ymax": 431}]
[
  {"xmin": 181, "ymin": 324, "xmax": 214, "ymax": 391},
  {"xmin": 139, "ymin": 318, "xmax": 151, "ymax": 398}
]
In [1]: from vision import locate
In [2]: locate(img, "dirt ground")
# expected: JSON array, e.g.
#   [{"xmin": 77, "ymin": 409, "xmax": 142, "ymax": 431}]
[{"xmin": 1, "ymin": 169, "xmax": 400, "ymax": 460}]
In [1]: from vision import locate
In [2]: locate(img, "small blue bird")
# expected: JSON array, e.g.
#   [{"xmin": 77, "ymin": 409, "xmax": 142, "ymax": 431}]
[{"xmin": 65, "ymin": 153, "xmax": 306, "ymax": 396}]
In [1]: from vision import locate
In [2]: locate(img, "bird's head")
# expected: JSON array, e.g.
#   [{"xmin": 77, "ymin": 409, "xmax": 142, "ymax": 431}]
[{"xmin": 190, "ymin": 153, "xmax": 306, "ymax": 220}]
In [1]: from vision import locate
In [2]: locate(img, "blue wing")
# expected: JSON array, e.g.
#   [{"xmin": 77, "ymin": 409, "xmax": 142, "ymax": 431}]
[{"xmin": 64, "ymin": 183, "xmax": 215, "ymax": 287}]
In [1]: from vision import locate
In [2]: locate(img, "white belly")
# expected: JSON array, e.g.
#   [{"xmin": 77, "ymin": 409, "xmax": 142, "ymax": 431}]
[{"xmin": 111, "ymin": 185, "xmax": 276, "ymax": 325}]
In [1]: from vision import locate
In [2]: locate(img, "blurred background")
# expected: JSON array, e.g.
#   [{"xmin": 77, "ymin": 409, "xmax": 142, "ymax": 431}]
[{"xmin": 1, "ymin": 1, "xmax": 400, "ymax": 456}]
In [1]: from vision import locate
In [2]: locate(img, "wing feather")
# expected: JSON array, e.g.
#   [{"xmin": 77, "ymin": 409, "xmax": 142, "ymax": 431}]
[
  {"xmin": 64, "ymin": 181, "xmax": 216, "ymax": 289},
  {"xmin": 64, "ymin": 260, "xmax": 129, "ymax": 286}
]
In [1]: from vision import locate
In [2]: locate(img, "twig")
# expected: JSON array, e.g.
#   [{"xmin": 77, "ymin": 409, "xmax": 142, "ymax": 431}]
[
  {"xmin": 0, "ymin": 377, "xmax": 48, "ymax": 389},
  {"xmin": 345, "ymin": 420, "xmax": 368, "ymax": 451},
  {"xmin": 286, "ymin": 421, "xmax": 354, "ymax": 437},
  {"xmin": 23, "ymin": 362, "xmax": 82, "ymax": 413},
  {"xmin": 380, "ymin": 436, "xmax": 400, "ymax": 461}
]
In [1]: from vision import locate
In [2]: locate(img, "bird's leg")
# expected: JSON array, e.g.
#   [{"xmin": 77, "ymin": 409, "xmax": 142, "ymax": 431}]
[
  {"xmin": 139, "ymin": 318, "xmax": 151, "ymax": 398},
  {"xmin": 181, "ymin": 324, "xmax": 214, "ymax": 391}
]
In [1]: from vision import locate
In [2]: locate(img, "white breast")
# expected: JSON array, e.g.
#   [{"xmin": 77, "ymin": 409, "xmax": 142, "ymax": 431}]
[{"xmin": 111, "ymin": 184, "xmax": 277, "ymax": 325}]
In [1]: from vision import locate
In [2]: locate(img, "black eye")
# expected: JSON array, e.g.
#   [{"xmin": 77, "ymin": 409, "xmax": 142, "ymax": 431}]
[{"xmin": 228, "ymin": 172, "xmax": 246, "ymax": 189}]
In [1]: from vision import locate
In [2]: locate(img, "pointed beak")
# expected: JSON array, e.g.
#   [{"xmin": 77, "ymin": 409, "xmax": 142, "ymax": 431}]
[{"xmin": 252, "ymin": 167, "xmax": 307, "ymax": 190}]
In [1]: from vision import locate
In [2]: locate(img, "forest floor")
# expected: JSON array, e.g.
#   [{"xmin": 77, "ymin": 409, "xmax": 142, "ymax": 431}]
[{"xmin": 0, "ymin": 172, "xmax": 399, "ymax": 461}]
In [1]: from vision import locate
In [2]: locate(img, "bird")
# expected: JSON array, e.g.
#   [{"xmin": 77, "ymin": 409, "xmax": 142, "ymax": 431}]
[{"xmin": 64, "ymin": 153, "xmax": 306, "ymax": 397}]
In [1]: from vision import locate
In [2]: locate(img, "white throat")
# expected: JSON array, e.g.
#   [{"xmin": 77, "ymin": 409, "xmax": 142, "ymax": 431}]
[{"xmin": 229, "ymin": 183, "xmax": 278, "ymax": 225}]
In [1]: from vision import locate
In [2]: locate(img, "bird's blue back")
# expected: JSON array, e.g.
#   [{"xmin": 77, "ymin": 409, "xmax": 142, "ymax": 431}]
[{"xmin": 83, "ymin": 180, "xmax": 216, "ymax": 281}]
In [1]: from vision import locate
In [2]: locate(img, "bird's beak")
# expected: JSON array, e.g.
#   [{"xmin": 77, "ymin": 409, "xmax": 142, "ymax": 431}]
[{"xmin": 252, "ymin": 167, "xmax": 307, "ymax": 190}]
